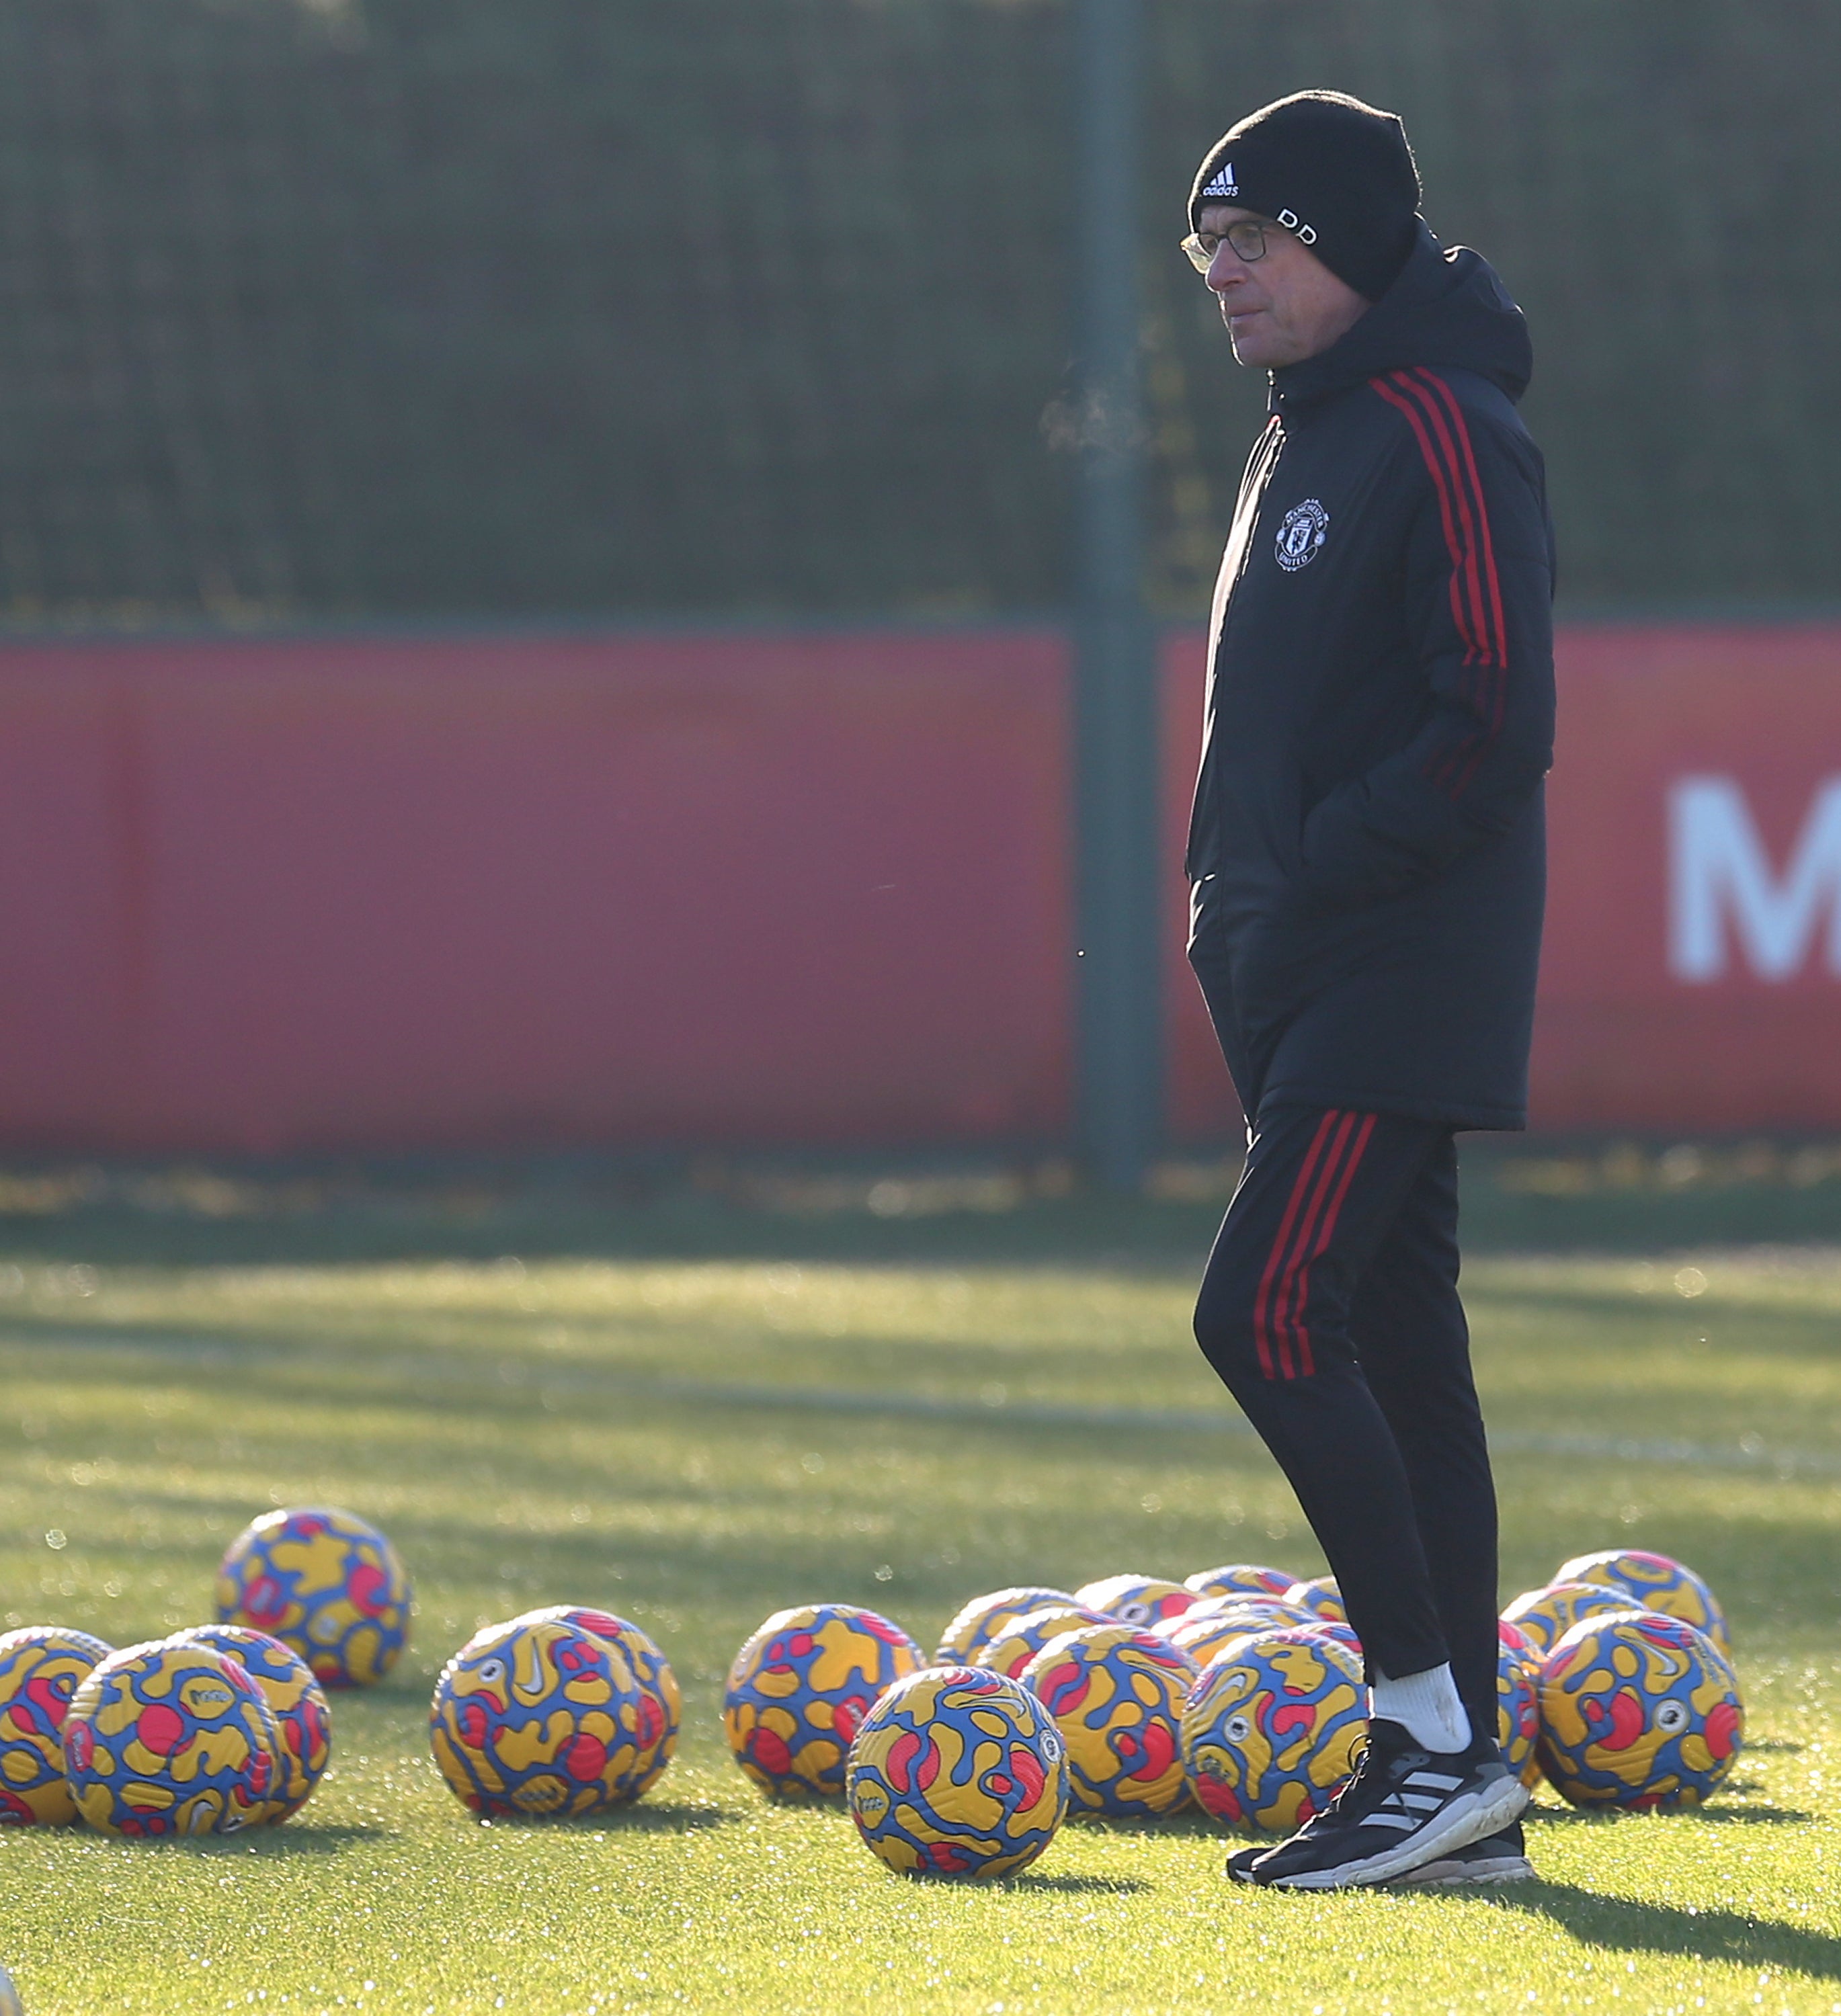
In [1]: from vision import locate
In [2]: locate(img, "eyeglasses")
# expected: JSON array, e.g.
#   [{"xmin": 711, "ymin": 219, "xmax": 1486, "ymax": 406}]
[{"xmin": 1181, "ymin": 219, "xmax": 1278, "ymax": 273}]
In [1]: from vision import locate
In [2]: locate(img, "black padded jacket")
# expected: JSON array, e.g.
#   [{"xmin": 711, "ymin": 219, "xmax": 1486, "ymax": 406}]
[{"xmin": 1187, "ymin": 222, "xmax": 1556, "ymax": 1131}]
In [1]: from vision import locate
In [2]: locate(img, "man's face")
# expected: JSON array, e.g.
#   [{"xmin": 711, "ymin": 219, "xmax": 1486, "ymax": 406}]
[{"xmin": 1196, "ymin": 204, "xmax": 1370, "ymax": 370}]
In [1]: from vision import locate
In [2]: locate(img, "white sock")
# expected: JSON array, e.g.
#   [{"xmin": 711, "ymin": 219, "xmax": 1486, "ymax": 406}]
[{"xmin": 1369, "ymin": 1663, "xmax": 1473, "ymax": 1753}]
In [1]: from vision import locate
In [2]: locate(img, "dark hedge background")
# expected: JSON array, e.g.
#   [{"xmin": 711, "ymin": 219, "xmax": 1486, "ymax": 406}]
[{"xmin": 0, "ymin": 0, "xmax": 1830, "ymax": 622}]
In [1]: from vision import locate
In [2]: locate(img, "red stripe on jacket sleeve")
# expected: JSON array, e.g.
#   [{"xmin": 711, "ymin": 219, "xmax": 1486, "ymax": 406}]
[
  {"xmin": 1412, "ymin": 369, "xmax": 1509, "ymax": 678},
  {"xmin": 1408, "ymin": 369, "xmax": 1512, "ymax": 794},
  {"xmin": 1370, "ymin": 369, "xmax": 1510, "ymax": 798},
  {"xmin": 1371, "ymin": 376, "xmax": 1482, "ymax": 665},
  {"xmin": 1389, "ymin": 372, "xmax": 1496, "ymax": 671}
]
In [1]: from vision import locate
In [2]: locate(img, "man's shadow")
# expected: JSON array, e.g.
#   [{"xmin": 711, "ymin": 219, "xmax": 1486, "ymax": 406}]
[{"xmin": 1483, "ymin": 1883, "xmax": 1841, "ymax": 1983}]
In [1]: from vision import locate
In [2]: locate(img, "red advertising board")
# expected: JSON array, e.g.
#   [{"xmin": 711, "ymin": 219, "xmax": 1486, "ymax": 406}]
[
  {"xmin": 0, "ymin": 632, "xmax": 1070, "ymax": 1152},
  {"xmin": 0, "ymin": 622, "xmax": 1836, "ymax": 1153},
  {"xmin": 1533, "ymin": 624, "xmax": 1841, "ymax": 1130}
]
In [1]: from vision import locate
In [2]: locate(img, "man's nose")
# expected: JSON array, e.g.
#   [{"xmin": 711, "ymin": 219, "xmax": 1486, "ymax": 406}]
[{"xmin": 1206, "ymin": 245, "xmax": 1251, "ymax": 292}]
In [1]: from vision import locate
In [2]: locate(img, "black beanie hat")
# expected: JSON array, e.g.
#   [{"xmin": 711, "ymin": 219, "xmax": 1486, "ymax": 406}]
[{"xmin": 1188, "ymin": 90, "xmax": 1421, "ymax": 302}]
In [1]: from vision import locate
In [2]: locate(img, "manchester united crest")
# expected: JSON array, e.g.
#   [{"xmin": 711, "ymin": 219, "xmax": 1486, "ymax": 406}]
[{"xmin": 1275, "ymin": 497, "xmax": 1330, "ymax": 571}]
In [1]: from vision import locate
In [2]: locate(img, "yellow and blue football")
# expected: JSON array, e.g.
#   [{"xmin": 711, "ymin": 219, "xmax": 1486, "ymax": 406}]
[
  {"xmin": 170, "ymin": 1625, "xmax": 329, "ymax": 1820},
  {"xmin": 1283, "ymin": 1575, "xmax": 1346, "ymax": 1622},
  {"xmin": 1537, "ymin": 1609, "xmax": 1742, "ymax": 1808},
  {"xmin": 725, "ymin": 1604, "xmax": 923, "ymax": 1799},
  {"xmin": 430, "ymin": 1615, "xmax": 655, "ymax": 1818},
  {"xmin": 512, "ymin": 1606, "xmax": 679, "ymax": 1799},
  {"xmin": 1073, "ymin": 1574, "xmax": 1197, "ymax": 1630},
  {"xmin": 216, "ymin": 1506, "xmax": 411, "ymax": 1688},
  {"xmin": 1021, "ymin": 1624, "xmax": 1195, "ymax": 1817},
  {"xmin": 975, "ymin": 1603, "xmax": 1113, "ymax": 1677},
  {"xmin": 1496, "ymin": 1622, "xmax": 1540, "ymax": 1785},
  {"xmin": 1291, "ymin": 1620, "xmax": 1363, "ymax": 1662},
  {"xmin": 934, "ymin": 1588, "xmax": 1075, "ymax": 1666},
  {"xmin": 1162, "ymin": 1609, "xmax": 1274, "ymax": 1669},
  {"xmin": 1183, "ymin": 1563, "xmax": 1297, "ymax": 1603},
  {"xmin": 1553, "ymin": 1549, "xmax": 1730, "ymax": 1658},
  {"xmin": 1166, "ymin": 1593, "xmax": 1317, "ymax": 1634},
  {"xmin": 0, "ymin": 1626, "xmax": 114, "ymax": 1824},
  {"xmin": 1180, "ymin": 1629, "xmax": 1366, "ymax": 1834},
  {"xmin": 61, "ymin": 1638, "xmax": 286, "ymax": 1837},
  {"xmin": 1162, "ymin": 1599, "xmax": 1320, "ymax": 1669},
  {"xmin": 846, "ymin": 1664, "xmax": 1067, "ymax": 1879},
  {"xmin": 1501, "ymin": 1579, "xmax": 1632, "ymax": 1654}
]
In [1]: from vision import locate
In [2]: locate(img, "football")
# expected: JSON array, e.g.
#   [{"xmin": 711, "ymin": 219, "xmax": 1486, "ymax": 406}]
[
  {"xmin": 215, "ymin": 1506, "xmax": 411, "ymax": 1687},
  {"xmin": 1180, "ymin": 1629, "xmax": 1366, "ymax": 1834},
  {"xmin": 511, "ymin": 1607, "xmax": 680, "ymax": 1798},
  {"xmin": 0, "ymin": 1626, "xmax": 114, "ymax": 1825},
  {"xmin": 1496, "ymin": 1624, "xmax": 1541, "ymax": 1784},
  {"xmin": 1283, "ymin": 1575, "xmax": 1346, "ymax": 1622},
  {"xmin": 1073, "ymin": 1574, "xmax": 1198, "ymax": 1630},
  {"xmin": 169, "ymin": 1624, "xmax": 330, "ymax": 1820},
  {"xmin": 1293, "ymin": 1620, "xmax": 1364, "ymax": 1661},
  {"xmin": 933, "ymin": 1588, "xmax": 1077, "ymax": 1667},
  {"xmin": 1537, "ymin": 1608, "xmax": 1742, "ymax": 1808},
  {"xmin": 1020, "ymin": 1624, "xmax": 1196, "ymax": 1817},
  {"xmin": 1163, "ymin": 1594, "xmax": 1317, "ymax": 1635},
  {"xmin": 61, "ymin": 1638, "xmax": 285, "ymax": 1837},
  {"xmin": 724, "ymin": 1603, "xmax": 923, "ymax": 1798},
  {"xmin": 429, "ymin": 1615, "xmax": 653, "ymax": 1818},
  {"xmin": 1552, "ymin": 1549, "xmax": 1730, "ymax": 1658},
  {"xmin": 1161, "ymin": 1611, "xmax": 1268, "ymax": 1669},
  {"xmin": 1182, "ymin": 1564, "xmax": 1297, "ymax": 1603},
  {"xmin": 846, "ymin": 1664, "xmax": 1068, "ymax": 1879},
  {"xmin": 974, "ymin": 1603, "xmax": 1113, "ymax": 1678},
  {"xmin": 1501, "ymin": 1579, "xmax": 1633, "ymax": 1654}
]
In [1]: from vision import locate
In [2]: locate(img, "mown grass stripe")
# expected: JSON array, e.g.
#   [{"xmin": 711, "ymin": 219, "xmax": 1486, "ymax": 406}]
[{"xmin": 9, "ymin": 1325, "xmax": 1838, "ymax": 1481}]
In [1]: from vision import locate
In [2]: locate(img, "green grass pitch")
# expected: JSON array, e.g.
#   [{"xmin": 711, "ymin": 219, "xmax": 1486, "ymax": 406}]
[{"xmin": 2, "ymin": 1180, "xmax": 1841, "ymax": 2013}]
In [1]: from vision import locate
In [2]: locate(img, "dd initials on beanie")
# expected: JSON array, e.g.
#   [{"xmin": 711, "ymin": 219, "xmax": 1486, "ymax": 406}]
[{"xmin": 1188, "ymin": 90, "xmax": 1421, "ymax": 302}]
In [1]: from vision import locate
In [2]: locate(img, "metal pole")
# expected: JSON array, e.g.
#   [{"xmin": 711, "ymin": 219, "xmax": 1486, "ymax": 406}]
[{"xmin": 1073, "ymin": 0, "xmax": 1159, "ymax": 1191}]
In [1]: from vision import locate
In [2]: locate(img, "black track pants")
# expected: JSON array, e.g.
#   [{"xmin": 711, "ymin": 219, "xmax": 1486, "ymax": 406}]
[{"xmin": 1191, "ymin": 1103, "xmax": 1500, "ymax": 1732}]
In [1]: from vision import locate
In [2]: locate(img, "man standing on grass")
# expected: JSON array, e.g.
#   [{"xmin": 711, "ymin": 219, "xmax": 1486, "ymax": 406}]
[{"xmin": 1181, "ymin": 91, "xmax": 1555, "ymax": 1889}]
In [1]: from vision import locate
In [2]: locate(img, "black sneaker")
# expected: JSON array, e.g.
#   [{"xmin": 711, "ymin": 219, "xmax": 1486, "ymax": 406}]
[
  {"xmin": 1224, "ymin": 1841, "xmax": 1266, "ymax": 1885},
  {"xmin": 1387, "ymin": 1820, "xmax": 1535, "ymax": 1887},
  {"xmin": 1231, "ymin": 1719, "xmax": 1529, "ymax": 1891}
]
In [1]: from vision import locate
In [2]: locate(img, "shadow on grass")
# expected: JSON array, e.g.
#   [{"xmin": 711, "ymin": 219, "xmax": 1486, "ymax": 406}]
[
  {"xmin": 1499, "ymin": 1882, "xmax": 1841, "ymax": 1980},
  {"xmin": 117, "ymin": 1821, "xmax": 395, "ymax": 1856},
  {"xmin": 577, "ymin": 1802, "xmax": 737, "ymax": 1834},
  {"xmin": 1003, "ymin": 1872, "xmax": 1151, "ymax": 1895},
  {"xmin": 460, "ymin": 1802, "xmax": 736, "ymax": 1836},
  {"xmin": 1066, "ymin": 1810, "xmax": 1219, "ymax": 1841}
]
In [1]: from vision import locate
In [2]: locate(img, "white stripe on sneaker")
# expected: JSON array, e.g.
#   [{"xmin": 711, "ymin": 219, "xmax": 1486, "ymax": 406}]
[{"xmin": 1272, "ymin": 1776, "xmax": 1530, "ymax": 1891}]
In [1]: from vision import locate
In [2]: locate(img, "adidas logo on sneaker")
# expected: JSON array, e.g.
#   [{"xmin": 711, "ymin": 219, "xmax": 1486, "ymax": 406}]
[{"xmin": 1356, "ymin": 1764, "xmax": 1469, "ymax": 1831}]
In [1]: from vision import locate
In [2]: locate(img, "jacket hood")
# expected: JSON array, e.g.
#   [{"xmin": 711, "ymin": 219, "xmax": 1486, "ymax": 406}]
[{"xmin": 1268, "ymin": 220, "xmax": 1532, "ymax": 417}]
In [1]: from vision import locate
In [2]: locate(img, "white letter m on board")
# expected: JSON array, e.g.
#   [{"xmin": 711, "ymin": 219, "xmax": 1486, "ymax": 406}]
[{"xmin": 1670, "ymin": 775, "xmax": 1841, "ymax": 981}]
